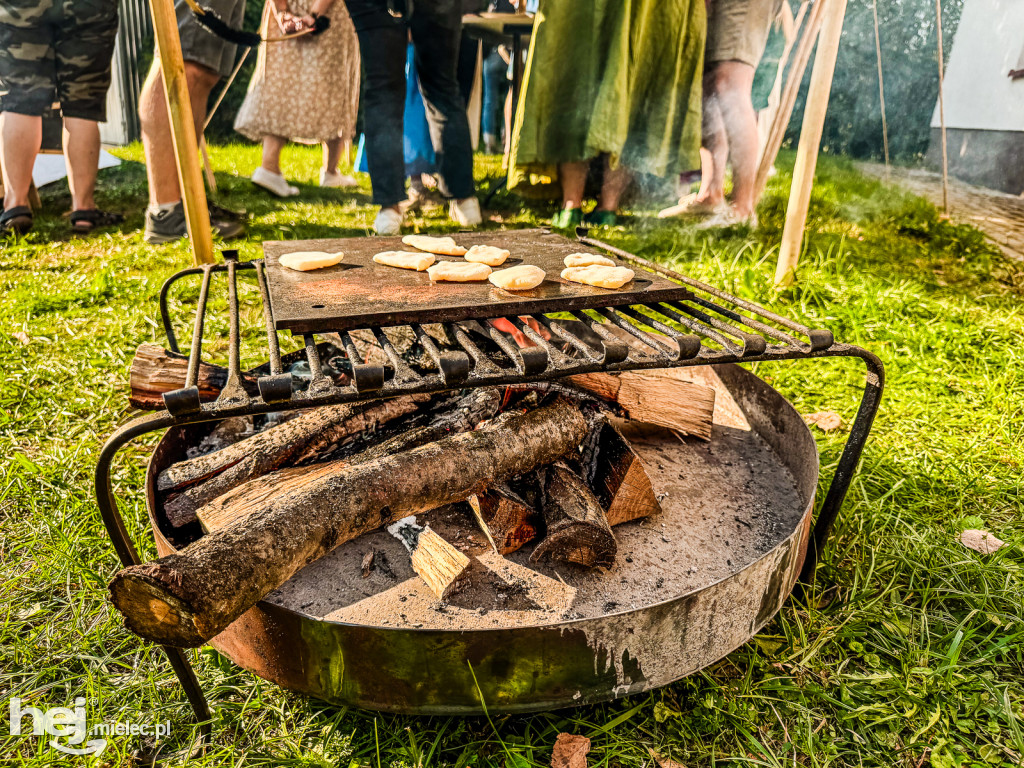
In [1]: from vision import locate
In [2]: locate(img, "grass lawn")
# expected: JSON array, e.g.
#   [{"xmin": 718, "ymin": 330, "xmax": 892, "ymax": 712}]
[{"xmin": 2, "ymin": 143, "xmax": 1023, "ymax": 767}]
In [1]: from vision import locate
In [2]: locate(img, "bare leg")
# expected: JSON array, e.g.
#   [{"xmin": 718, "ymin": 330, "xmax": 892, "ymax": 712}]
[
  {"xmin": 139, "ymin": 60, "xmax": 220, "ymax": 207},
  {"xmin": 63, "ymin": 117, "xmax": 100, "ymax": 212},
  {"xmin": 598, "ymin": 159, "xmax": 630, "ymax": 212},
  {"xmin": 699, "ymin": 67, "xmax": 729, "ymax": 207},
  {"xmin": 1, "ymin": 113, "xmax": 41, "ymax": 210},
  {"xmin": 260, "ymin": 135, "xmax": 288, "ymax": 175},
  {"xmin": 559, "ymin": 161, "xmax": 587, "ymax": 209},
  {"xmin": 708, "ymin": 61, "xmax": 758, "ymax": 216},
  {"xmin": 322, "ymin": 137, "xmax": 343, "ymax": 175}
]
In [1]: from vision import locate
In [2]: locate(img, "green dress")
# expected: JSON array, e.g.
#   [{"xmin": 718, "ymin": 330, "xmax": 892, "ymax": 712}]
[{"xmin": 509, "ymin": 0, "xmax": 706, "ymax": 194}]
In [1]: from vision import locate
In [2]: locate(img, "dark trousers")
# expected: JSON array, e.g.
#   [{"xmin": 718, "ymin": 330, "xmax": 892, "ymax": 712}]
[{"xmin": 346, "ymin": 0, "xmax": 475, "ymax": 207}]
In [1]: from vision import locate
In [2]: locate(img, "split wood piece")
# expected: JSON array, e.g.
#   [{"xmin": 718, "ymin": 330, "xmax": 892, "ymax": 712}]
[
  {"xmin": 591, "ymin": 420, "xmax": 661, "ymax": 526},
  {"xmin": 568, "ymin": 369, "xmax": 715, "ymax": 441},
  {"xmin": 129, "ymin": 343, "xmax": 258, "ymax": 410},
  {"xmin": 531, "ymin": 462, "xmax": 617, "ymax": 569},
  {"xmin": 589, "ymin": 324, "xmax": 750, "ymax": 432},
  {"xmin": 472, "ymin": 485, "xmax": 540, "ymax": 554},
  {"xmin": 158, "ymin": 395, "xmax": 427, "ymax": 527},
  {"xmin": 109, "ymin": 398, "xmax": 589, "ymax": 647},
  {"xmin": 388, "ymin": 517, "xmax": 471, "ymax": 599}
]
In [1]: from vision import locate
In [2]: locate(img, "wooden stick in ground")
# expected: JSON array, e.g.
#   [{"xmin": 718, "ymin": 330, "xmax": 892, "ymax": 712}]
[
  {"xmin": 753, "ymin": 0, "xmax": 829, "ymax": 202},
  {"xmin": 129, "ymin": 343, "xmax": 259, "ymax": 410},
  {"xmin": 590, "ymin": 421, "xmax": 661, "ymax": 526},
  {"xmin": 568, "ymin": 370, "xmax": 716, "ymax": 440},
  {"xmin": 147, "ymin": 0, "xmax": 214, "ymax": 265},
  {"xmin": 158, "ymin": 395, "xmax": 429, "ymax": 526},
  {"xmin": 388, "ymin": 517, "xmax": 471, "ymax": 599},
  {"xmin": 531, "ymin": 462, "xmax": 617, "ymax": 569},
  {"xmin": 108, "ymin": 398, "xmax": 589, "ymax": 647},
  {"xmin": 774, "ymin": 0, "xmax": 850, "ymax": 287}
]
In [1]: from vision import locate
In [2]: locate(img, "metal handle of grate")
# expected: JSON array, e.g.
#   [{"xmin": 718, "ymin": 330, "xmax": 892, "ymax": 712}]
[{"xmin": 155, "ymin": 240, "xmax": 838, "ymax": 420}]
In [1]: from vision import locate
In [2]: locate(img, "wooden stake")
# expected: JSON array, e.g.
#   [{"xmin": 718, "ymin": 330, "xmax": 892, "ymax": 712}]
[
  {"xmin": 934, "ymin": 0, "xmax": 949, "ymax": 215},
  {"xmin": 148, "ymin": 0, "xmax": 214, "ymax": 265},
  {"xmin": 871, "ymin": 0, "xmax": 890, "ymax": 179},
  {"xmin": 754, "ymin": 0, "xmax": 828, "ymax": 201},
  {"xmin": 774, "ymin": 0, "xmax": 849, "ymax": 288}
]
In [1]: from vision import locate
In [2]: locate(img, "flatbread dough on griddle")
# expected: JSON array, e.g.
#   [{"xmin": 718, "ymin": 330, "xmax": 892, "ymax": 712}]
[
  {"xmin": 279, "ymin": 251, "xmax": 345, "ymax": 271},
  {"xmin": 464, "ymin": 244, "xmax": 510, "ymax": 266},
  {"xmin": 427, "ymin": 261, "xmax": 492, "ymax": 282},
  {"xmin": 564, "ymin": 253, "xmax": 616, "ymax": 268},
  {"xmin": 372, "ymin": 251, "xmax": 436, "ymax": 271},
  {"xmin": 489, "ymin": 264, "xmax": 546, "ymax": 291},
  {"xmin": 560, "ymin": 265, "xmax": 635, "ymax": 289},
  {"xmin": 402, "ymin": 235, "xmax": 467, "ymax": 256}
]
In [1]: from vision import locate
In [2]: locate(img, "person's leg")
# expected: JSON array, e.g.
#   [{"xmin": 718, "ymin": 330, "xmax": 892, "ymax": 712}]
[
  {"xmin": 481, "ymin": 46, "xmax": 505, "ymax": 152},
  {"xmin": 353, "ymin": 22, "xmax": 408, "ymax": 210},
  {"xmin": 62, "ymin": 117, "xmax": 100, "ymax": 211},
  {"xmin": 711, "ymin": 60, "xmax": 758, "ymax": 216},
  {"xmin": 409, "ymin": 0, "xmax": 475, "ymax": 202},
  {"xmin": 559, "ymin": 162, "xmax": 587, "ymax": 210},
  {"xmin": 699, "ymin": 66, "xmax": 729, "ymax": 207},
  {"xmin": 260, "ymin": 135, "xmax": 288, "ymax": 174},
  {"xmin": 598, "ymin": 159, "xmax": 630, "ymax": 213},
  {"xmin": 139, "ymin": 60, "xmax": 220, "ymax": 207},
  {"xmin": 0, "ymin": 114, "xmax": 42, "ymax": 210},
  {"xmin": 323, "ymin": 138, "xmax": 343, "ymax": 176}
]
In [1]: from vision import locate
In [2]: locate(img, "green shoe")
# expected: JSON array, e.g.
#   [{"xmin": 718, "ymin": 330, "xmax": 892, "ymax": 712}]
[
  {"xmin": 583, "ymin": 208, "xmax": 618, "ymax": 226},
  {"xmin": 551, "ymin": 207, "xmax": 583, "ymax": 228}
]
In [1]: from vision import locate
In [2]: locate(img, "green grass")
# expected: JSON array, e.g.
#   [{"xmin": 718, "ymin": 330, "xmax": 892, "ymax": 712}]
[{"xmin": 1, "ymin": 144, "xmax": 1022, "ymax": 767}]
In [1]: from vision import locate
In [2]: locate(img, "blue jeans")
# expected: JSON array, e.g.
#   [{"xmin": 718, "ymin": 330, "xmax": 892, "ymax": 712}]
[{"xmin": 481, "ymin": 46, "xmax": 508, "ymax": 139}]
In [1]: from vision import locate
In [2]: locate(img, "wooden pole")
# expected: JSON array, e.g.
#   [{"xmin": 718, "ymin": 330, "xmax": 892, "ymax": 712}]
[
  {"xmin": 148, "ymin": 0, "xmax": 215, "ymax": 265},
  {"xmin": 753, "ymin": 0, "xmax": 828, "ymax": 202},
  {"xmin": 934, "ymin": 0, "xmax": 949, "ymax": 214},
  {"xmin": 871, "ymin": 0, "xmax": 890, "ymax": 180},
  {"xmin": 774, "ymin": 0, "xmax": 849, "ymax": 288}
]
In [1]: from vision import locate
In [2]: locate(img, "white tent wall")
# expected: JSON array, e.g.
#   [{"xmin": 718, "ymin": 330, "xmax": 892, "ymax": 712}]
[{"xmin": 927, "ymin": 0, "xmax": 1024, "ymax": 193}]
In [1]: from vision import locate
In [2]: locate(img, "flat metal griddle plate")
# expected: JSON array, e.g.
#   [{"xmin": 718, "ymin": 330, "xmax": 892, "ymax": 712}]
[{"xmin": 262, "ymin": 229, "xmax": 693, "ymax": 334}]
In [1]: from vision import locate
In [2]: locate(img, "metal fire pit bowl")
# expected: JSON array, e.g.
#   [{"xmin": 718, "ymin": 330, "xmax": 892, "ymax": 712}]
[{"xmin": 144, "ymin": 364, "xmax": 818, "ymax": 715}]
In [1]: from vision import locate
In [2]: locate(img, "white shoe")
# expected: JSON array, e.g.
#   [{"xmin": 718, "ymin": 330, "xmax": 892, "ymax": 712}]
[
  {"xmin": 449, "ymin": 196, "xmax": 482, "ymax": 227},
  {"xmin": 252, "ymin": 167, "xmax": 299, "ymax": 197},
  {"xmin": 374, "ymin": 206, "xmax": 404, "ymax": 235},
  {"xmin": 695, "ymin": 207, "xmax": 758, "ymax": 230},
  {"xmin": 320, "ymin": 169, "xmax": 359, "ymax": 188}
]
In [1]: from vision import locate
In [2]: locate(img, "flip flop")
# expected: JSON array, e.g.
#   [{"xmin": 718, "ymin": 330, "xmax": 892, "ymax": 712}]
[
  {"xmin": 0, "ymin": 206, "xmax": 33, "ymax": 235},
  {"xmin": 70, "ymin": 209, "xmax": 125, "ymax": 234}
]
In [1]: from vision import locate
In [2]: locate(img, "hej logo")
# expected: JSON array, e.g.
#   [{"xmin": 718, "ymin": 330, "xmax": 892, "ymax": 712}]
[{"xmin": 9, "ymin": 697, "xmax": 108, "ymax": 756}]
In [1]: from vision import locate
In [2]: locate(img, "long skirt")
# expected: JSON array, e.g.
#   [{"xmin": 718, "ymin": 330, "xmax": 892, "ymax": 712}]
[{"xmin": 509, "ymin": 0, "xmax": 706, "ymax": 192}]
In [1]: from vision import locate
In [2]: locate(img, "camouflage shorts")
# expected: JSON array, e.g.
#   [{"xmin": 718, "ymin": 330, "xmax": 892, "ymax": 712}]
[{"xmin": 0, "ymin": 0, "xmax": 119, "ymax": 121}]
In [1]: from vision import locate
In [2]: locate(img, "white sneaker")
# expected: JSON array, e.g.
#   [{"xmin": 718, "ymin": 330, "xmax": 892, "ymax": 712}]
[
  {"xmin": 320, "ymin": 169, "xmax": 359, "ymax": 188},
  {"xmin": 449, "ymin": 196, "xmax": 482, "ymax": 227},
  {"xmin": 374, "ymin": 206, "xmax": 404, "ymax": 235},
  {"xmin": 252, "ymin": 167, "xmax": 299, "ymax": 197}
]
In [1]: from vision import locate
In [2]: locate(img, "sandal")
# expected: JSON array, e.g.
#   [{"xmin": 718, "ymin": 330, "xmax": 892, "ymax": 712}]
[
  {"xmin": 70, "ymin": 209, "xmax": 124, "ymax": 234},
  {"xmin": 0, "ymin": 206, "xmax": 33, "ymax": 235}
]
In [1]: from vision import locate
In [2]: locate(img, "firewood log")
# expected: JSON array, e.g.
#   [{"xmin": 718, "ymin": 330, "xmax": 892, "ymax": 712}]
[
  {"xmin": 472, "ymin": 485, "xmax": 540, "ymax": 554},
  {"xmin": 158, "ymin": 395, "xmax": 430, "ymax": 527},
  {"xmin": 388, "ymin": 518, "xmax": 471, "ymax": 599},
  {"xmin": 129, "ymin": 344, "xmax": 256, "ymax": 410},
  {"xmin": 531, "ymin": 462, "xmax": 617, "ymax": 569},
  {"xmin": 108, "ymin": 399, "xmax": 589, "ymax": 647},
  {"xmin": 568, "ymin": 370, "xmax": 715, "ymax": 440},
  {"xmin": 591, "ymin": 421, "xmax": 661, "ymax": 526}
]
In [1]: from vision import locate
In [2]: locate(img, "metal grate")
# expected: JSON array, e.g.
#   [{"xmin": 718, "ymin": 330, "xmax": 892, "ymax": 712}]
[{"xmin": 154, "ymin": 232, "xmax": 841, "ymax": 423}]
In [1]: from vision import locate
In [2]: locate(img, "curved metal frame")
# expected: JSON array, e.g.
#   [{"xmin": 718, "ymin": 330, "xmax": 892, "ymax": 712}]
[{"xmin": 94, "ymin": 237, "xmax": 885, "ymax": 732}]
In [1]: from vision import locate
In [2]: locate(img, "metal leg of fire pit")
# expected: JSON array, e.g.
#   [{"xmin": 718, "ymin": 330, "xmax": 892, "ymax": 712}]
[
  {"xmin": 797, "ymin": 348, "xmax": 885, "ymax": 589},
  {"xmin": 95, "ymin": 415, "xmax": 213, "ymax": 746}
]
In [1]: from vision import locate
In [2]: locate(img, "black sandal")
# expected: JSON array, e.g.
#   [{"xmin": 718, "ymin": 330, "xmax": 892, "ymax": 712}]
[
  {"xmin": 70, "ymin": 209, "xmax": 124, "ymax": 234},
  {"xmin": 0, "ymin": 206, "xmax": 33, "ymax": 235}
]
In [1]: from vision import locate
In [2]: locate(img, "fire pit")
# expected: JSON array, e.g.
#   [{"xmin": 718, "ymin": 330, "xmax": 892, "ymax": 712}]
[{"xmin": 95, "ymin": 229, "xmax": 883, "ymax": 727}]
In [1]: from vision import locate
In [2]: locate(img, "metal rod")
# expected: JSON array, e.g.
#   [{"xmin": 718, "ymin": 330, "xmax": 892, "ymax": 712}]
[
  {"xmin": 679, "ymin": 296, "xmax": 802, "ymax": 347},
  {"xmin": 158, "ymin": 267, "xmax": 204, "ymax": 353},
  {"xmin": 185, "ymin": 267, "xmax": 213, "ymax": 388},
  {"xmin": 255, "ymin": 260, "xmax": 283, "ymax": 375},
  {"xmin": 303, "ymin": 333, "xmax": 327, "ymax": 386}
]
